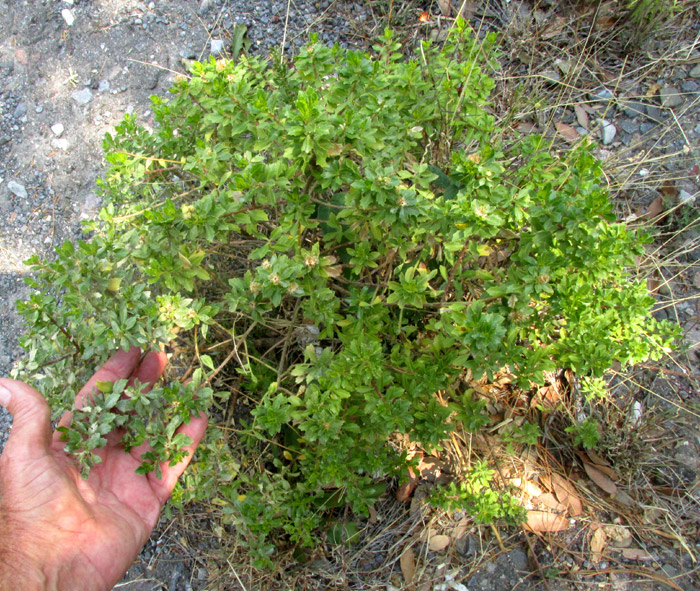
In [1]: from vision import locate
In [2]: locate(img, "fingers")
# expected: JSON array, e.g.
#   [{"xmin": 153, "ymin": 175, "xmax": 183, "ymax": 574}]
[
  {"xmin": 56, "ymin": 348, "xmax": 167, "ymax": 431},
  {"xmin": 148, "ymin": 412, "xmax": 209, "ymax": 505},
  {"xmin": 0, "ymin": 379, "xmax": 52, "ymax": 461}
]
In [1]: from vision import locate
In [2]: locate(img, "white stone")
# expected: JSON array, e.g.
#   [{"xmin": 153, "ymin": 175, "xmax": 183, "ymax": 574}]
[
  {"xmin": 98, "ymin": 79, "xmax": 110, "ymax": 93},
  {"xmin": 690, "ymin": 64, "xmax": 700, "ymax": 78},
  {"xmin": 51, "ymin": 138, "xmax": 70, "ymax": 151},
  {"xmin": 51, "ymin": 123, "xmax": 65, "ymax": 137},
  {"xmin": 7, "ymin": 181, "xmax": 27, "ymax": 199},
  {"xmin": 210, "ymin": 39, "xmax": 225, "ymax": 56},
  {"xmin": 679, "ymin": 189, "xmax": 695, "ymax": 204},
  {"xmin": 600, "ymin": 119, "xmax": 616, "ymax": 145},
  {"xmin": 61, "ymin": 8, "xmax": 75, "ymax": 26},
  {"xmin": 71, "ymin": 88, "xmax": 93, "ymax": 105}
]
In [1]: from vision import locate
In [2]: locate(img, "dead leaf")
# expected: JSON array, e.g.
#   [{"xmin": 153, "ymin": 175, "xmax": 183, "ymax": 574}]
[
  {"xmin": 640, "ymin": 196, "xmax": 664, "ymax": 221},
  {"xmin": 596, "ymin": 15, "xmax": 617, "ymax": 29},
  {"xmin": 555, "ymin": 122, "xmax": 580, "ymax": 142},
  {"xmin": 522, "ymin": 480, "xmax": 544, "ymax": 498},
  {"xmin": 612, "ymin": 490, "xmax": 636, "ymax": 508},
  {"xmin": 524, "ymin": 511, "xmax": 569, "ymax": 532},
  {"xmin": 396, "ymin": 468, "xmax": 419, "ymax": 502},
  {"xmin": 547, "ymin": 473, "xmax": 584, "ymax": 516},
  {"xmin": 574, "ymin": 105, "xmax": 589, "ymax": 129},
  {"xmin": 693, "ymin": 271, "xmax": 700, "ymax": 289},
  {"xmin": 584, "ymin": 450, "xmax": 610, "ymax": 467},
  {"xmin": 583, "ymin": 462, "xmax": 618, "ymax": 495},
  {"xmin": 535, "ymin": 492, "xmax": 567, "ymax": 512},
  {"xmin": 647, "ymin": 277, "xmax": 661, "ymax": 293},
  {"xmin": 517, "ymin": 122, "xmax": 538, "ymax": 134},
  {"xmin": 437, "ymin": 0, "xmax": 451, "ymax": 16},
  {"xmin": 542, "ymin": 16, "xmax": 567, "ymax": 39},
  {"xmin": 620, "ymin": 548, "xmax": 654, "ymax": 561},
  {"xmin": 661, "ymin": 181, "xmax": 677, "ymax": 199},
  {"xmin": 400, "ymin": 546, "xmax": 416, "ymax": 585},
  {"xmin": 428, "ymin": 534, "xmax": 450, "ymax": 552},
  {"xmin": 590, "ymin": 527, "xmax": 607, "ymax": 563},
  {"xmin": 646, "ymin": 83, "xmax": 662, "ymax": 98}
]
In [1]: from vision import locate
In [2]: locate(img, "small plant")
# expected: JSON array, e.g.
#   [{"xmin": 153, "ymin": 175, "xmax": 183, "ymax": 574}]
[
  {"xmin": 626, "ymin": 0, "xmax": 682, "ymax": 40},
  {"xmin": 13, "ymin": 20, "xmax": 676, "ymax": 567}
]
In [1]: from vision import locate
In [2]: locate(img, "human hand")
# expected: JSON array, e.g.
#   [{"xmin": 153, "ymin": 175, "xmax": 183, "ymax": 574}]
[{"xmin": 0, "ymin": 347, "xmax": 208, "ymax": 591}]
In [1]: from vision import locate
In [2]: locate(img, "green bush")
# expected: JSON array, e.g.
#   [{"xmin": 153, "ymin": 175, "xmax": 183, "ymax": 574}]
[{"xmin": 13, "ymin": 21, "xmax": 675, "ymax": 565}]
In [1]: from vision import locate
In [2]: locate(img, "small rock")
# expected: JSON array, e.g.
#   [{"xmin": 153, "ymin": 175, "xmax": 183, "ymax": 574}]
[
  {"xmin": 98, "ymin": 79, "xmax": 110, "ymax": 93},
  {"xmin": 35, "ymin": 105, "xmax": 43, "ymax": 113},
  {"xmin": 51, "ymin": 123, "xmax": 65, "ymax": 137},
  {"xmin": 7, "ymin": 181, "xmax": 27, "ymax": 199},
  {"xmin": 682, "ymin": 80, "xmax": 699, "ymax": 93},
  {"xmin": 71, "ymin": 88, "xmax": 93, "ymax": 105},
  {"xmin": 659, "ymin": 86, "xmax": 683, "ymax": 108},
  {"xmin": 63, "ymin": 0, "xmax": 74, "ymax": 5},
  {"xmin": 690, "ymin": 64, "xmax": 700, "ymax": 78},
  {"xmin": 210, "ymin": 39, "xmax": 225, "ymax": 56},
  {"xmin": 61, "ymin": 8, "xmax": 75, "ymax": 26},
  {"xmin": 575, "ymin": 126, "xmax": 589, "ymax": 136},
  {"xmin": 198, "ymin": 0, "xmax": 213, "ymax": 15},
  {"xmin": 555, "ymin": 58, "xmax": 571, "ymax": 75},
  {"xmin": 621, "ymin": 100, "xmax": 646, "ymax": 118},
  {"xmin": 619, "ymin": 120, "xmax": 639, "ymax": 134},
  {"xmin": 179, "ymin": 47, "xmax": 196, "ymax": 60},
  {"xmin": 645, "ymin": 105, "xmax": 664, "ymax": 122},
  {"xmin": 541, "ymin": 69, "xmax": 560, "ymax": 84},
  {"xmin": 600, "ymin": 120, "xmax": 616, "ymax": 145},
  {"xmin": 640, "ymin": 122, "xmax": 657, "ymax": 134},
  {"xmin": 13, "ymin": 103, "xmax": 27, "ymax": 119},
  {"xmin": 51, "ymin": 138, "xmax": 70, "ymax": 151},
  {"xmin": 593, "ymin": 87, "xmax": 614, "ymax": 101},
  {"xmin": 679, "ymin": 190, "xmax": 694, "ymax": 204}
]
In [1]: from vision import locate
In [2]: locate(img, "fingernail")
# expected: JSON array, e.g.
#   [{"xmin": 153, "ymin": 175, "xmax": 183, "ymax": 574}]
[{"xmin": 0, "ymin": 382, "xmax": 11, "ymax": 408}]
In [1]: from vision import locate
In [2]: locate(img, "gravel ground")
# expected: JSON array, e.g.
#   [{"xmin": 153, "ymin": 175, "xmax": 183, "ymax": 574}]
[{"xmin": 0, "ymin": 1, "xmax": 699, "ymax": 589}]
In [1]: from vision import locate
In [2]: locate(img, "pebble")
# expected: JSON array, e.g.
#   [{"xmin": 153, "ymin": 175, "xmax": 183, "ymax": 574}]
[
  {"xmin": 51, "ymin": 138, "xmax": 70, "ymax": 151},
  {"xmin": 679, "ymin": 190, "xmax": 694, "ymax": 204},
  {"xmin": 640, "ymin": 122, "xmax": 657, "ymax": 134},
  {"xmin": 210, "ymin": 39, "xmax": 225, "ymax": 56},
  {"xmin": 681, "ymin": 80, "xmax": 699, "ymax": 93},
  {"xmin": 198, "ymin": 0, "xmax": 213, "ymax": 15},
  {"xmin": 619, "ymin": 120, "xmax": 639, "ymax": 134},
  {"xmin": 601, "ymin": 119, "xmax": 616, "ymax": 144},
  {"xmin": 13, "ymin": 103, "xmax": 27, "ymax": 119},
  {"xmin": 179, "ymin": 48, "xmax": 196, "ymax": 60},
  {"xmin": 593, "ymin": 87, "xmax": 614, "ymax": 101},
  {"xmin": 61, "ymin": 8, "xmax": 75, "ymax": 26},
  {"xmin": 35, "ymin": 105, "xmax": 43, "ymax": 113},
  {"xmin": 690, "ymin": 64, "xmax": 700, "ymax": 78},
  {"xmin": 71, "ymin": 88, "xmax": 93, "ymax": 105},
  {"xmin": 51, "ymin": 123, "xmax": 65, "ymax": 137},
  {"xmin": 98, "ymin": 79, "xmax": 110, "ymax": 93},
  {"xmin": 660, "ymin": 86, "xmax": 683, "ymax": 108},
  {"xmin": 645, "ymin": 105, "xmax": 663, "ymax": 122},
  {"xmin": 7, "ymin": 181, "xmax": 27, "ymax": 199},
  {"xmin": 622, "ymin": 100, "xmax": 646, "ymax": 118}
]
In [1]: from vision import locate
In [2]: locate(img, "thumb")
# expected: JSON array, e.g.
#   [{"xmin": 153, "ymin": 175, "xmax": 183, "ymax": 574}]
[{"xmin": 0, "ymin": 378, "xmax": 52, "ymax": 460}]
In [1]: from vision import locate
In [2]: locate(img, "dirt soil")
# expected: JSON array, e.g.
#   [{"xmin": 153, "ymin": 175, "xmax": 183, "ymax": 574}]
[{"xmin": 0, "ymin": 1, "xmax": 699, "ymax": 590}]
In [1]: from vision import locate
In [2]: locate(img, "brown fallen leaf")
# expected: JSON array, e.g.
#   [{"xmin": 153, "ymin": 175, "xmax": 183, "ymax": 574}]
[
  {"xmin": 547, "ymin": 473, "xmax": 584, "ymax": 516},
  {"xmin": 590, "ymin": 527, "xmax": 607, "ymax": 563},
  {"xmin": 574, "ymin": 104, "xmax": 589, "ymax": 129},
  {"xmin": 580, "ymin": 451, "xmax": 620, "ymax": 481},
  {"xmin": 437, "ymin": 0, "xmax": 451, "ymax": 16},
  {"xmin": 535, "ymin": 492, "xmax": 567, "ymax": 512},
  {"xmin": 640, "ymin": 196, "xmax": 664, "ymax": 221},
  {"xmin": 396, "ymin": 468, "xmax": 419, "ymax": 502},
  {"xmin": 428, "ymin": 534, "xmax": 450, "ymax": 552},
  {"xmin": 584, "ymin": 450, "xmax": 610, "ymax": 467},
  {"xmin": 524, "ymin": 511, "xmax": 569, "ymax": 533},
  {"xmin": 620, "ymin": 547, "xmax": 654, "ymax": 561},
  {"xmin": 583, "ymin": 462, "xmax": 618, "ymax": 495},
  {"xmin": 400, "ymin": 546, "xmax": 416, "ymax": 585},
  {"xmin": 555, "ymin": 122, "xmax": 580, "ymax": 142}
]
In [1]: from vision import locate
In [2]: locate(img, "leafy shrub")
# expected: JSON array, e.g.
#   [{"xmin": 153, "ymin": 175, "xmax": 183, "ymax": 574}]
[{"xmin": 13, "ymin": 21, "xmax": 675, "ymax": 565}]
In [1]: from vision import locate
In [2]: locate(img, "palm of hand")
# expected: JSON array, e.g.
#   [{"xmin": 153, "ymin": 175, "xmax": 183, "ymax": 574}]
[{"xmin": 0, "ymin": 348, "xmax": 207, "ymax": 590}]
